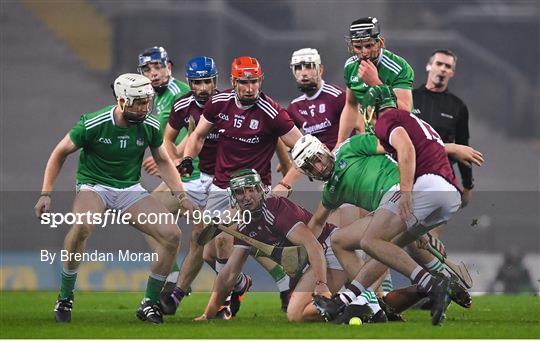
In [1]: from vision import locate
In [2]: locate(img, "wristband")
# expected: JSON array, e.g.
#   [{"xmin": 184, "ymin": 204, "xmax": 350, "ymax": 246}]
[
  {"xmin": 40, "ymin": 192, "xmax": 51, "ymax": 197},
  {"xmin": 278, "ymin": 181, "xmax": 292, "ymax": 197}
]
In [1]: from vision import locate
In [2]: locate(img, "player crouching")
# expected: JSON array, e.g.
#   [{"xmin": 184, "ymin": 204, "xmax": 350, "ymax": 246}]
[{"xmin": 194, "ymin": 169, "xmax": 359, "ymax": 322}]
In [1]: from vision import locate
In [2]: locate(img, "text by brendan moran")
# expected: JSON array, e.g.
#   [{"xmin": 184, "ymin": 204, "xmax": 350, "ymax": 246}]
[{"xmin": 40, "ymin": 250, "xmax": 158, "ymax": 264}]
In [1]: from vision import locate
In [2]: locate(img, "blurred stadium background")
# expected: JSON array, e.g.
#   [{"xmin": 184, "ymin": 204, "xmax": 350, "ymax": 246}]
[{"xmin": 1, "ymin": 0, "xmax": 538, "ymax": 295}]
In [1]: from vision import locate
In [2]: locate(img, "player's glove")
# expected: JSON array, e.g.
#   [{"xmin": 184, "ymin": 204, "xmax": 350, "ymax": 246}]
[{"xmin": 177, "ymin": 157, "xmax": 194, "ymax": 177}]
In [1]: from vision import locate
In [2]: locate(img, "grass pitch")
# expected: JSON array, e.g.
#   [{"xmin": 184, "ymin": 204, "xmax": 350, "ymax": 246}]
[{"xmin": 1, "ymin": 291, "xmax": 539, "ymax": 339}]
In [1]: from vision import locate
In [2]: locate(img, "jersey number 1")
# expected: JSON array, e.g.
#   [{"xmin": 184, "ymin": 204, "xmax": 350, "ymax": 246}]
[{"xmin": 409, "ymin": 113, "xmax": 444, "ymax": 146}]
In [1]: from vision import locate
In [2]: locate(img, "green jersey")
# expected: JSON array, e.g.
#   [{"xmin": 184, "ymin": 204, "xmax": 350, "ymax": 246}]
[
  {"xmin": 69, "ymin": 105, "xmax": 163, "ymax": 189},
  {"xmin": 344, "ymin": 49, "xmax": 414, "ymax": 105},
  {"xmin": 153, "ymin": 77, "xmax": 200, "ymax": 181},
  {"xmin": 321, "ymin": 134, "xmax": 400, "ymax": 211}
]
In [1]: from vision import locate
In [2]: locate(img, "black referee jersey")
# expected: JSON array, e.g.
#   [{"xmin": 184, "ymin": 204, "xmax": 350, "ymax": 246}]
[{"xmin": 412, "ymin": 85, "xmax": 474, "ymax": 189}]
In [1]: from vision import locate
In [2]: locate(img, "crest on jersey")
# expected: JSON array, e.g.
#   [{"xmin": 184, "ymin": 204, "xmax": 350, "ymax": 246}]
[
  {"xmin": 338, "ymin": 159, "xmax": 347, "ymax": 169},
  {"xmin": 249, "ymin": 119, "xmax": 259, "ymax": 130},
  {"xmin": 319, "ymin": 104, "xmax": 326, "ymax": 113},
  {"xmin": 136, "ymin": 137, "xmax": 145, "ymax": 146}
]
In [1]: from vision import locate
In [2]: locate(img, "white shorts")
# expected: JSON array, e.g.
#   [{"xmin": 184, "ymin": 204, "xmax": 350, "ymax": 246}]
[
  {"xmin": 321, "ymin": 229, "xmax": 343, "ymax": 271},
  {"xmin": 181, "ymin": 172, "xmax": 214, "ymax": 207},
  {"xmin": 77, "ymin": 183, "xmax": 149, "ymax": 212},
  {"xmin": 204, "ymin": 184, "xmax": 233, "ymax": 216},
  {"xmin": 378, "ymin": 174, "xmax": 461, "ymax": 235}
]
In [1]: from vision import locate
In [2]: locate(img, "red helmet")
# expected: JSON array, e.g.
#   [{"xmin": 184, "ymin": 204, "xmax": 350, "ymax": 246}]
[{"xmin": 231, "ymin": 56, "xmax": 263, "ymax": 79}]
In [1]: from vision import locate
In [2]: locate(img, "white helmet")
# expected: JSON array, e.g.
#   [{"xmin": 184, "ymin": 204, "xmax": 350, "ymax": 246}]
[
  {"xmin": 113, "ymin": 73, "xmax": 154, "ymax": 106},
  {"xmin": 290, "ymin": 48, "xmax": 321, "ymax": 67},
  {"xmin": 291, "ymin": 134, "xmax": 335, "ymax": 181}
]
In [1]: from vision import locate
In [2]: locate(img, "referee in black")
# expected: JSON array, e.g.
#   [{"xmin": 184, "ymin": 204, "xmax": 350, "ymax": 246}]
[
  {"xmin": 413, "ymin": 49, "xmax": 474, "ymax": 210},
  {"xmin": 411, "ymin": 49, "xmax": 475, "ymax": 310}
]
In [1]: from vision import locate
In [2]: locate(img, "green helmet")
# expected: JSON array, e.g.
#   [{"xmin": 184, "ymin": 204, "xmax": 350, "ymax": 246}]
[
  {"xmin": 229, "ymin": 169, "xmax": 264, "ymax": 210},
  {"xmin": 230, "ymin": 169, "xmax": 262, "ymax": 190},
  {"xmin": 361, "ymin": 85, "xmax": 397, "ymax": 124}
]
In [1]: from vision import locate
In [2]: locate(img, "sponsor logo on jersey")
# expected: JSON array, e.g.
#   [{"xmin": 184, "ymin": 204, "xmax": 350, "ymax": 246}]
[
  {"xmin": 136, "ymin": 137, "xmax": 145, "ymax": 146},
  {"xmin": 231, "ymin": 135, "xmax": 260, "ymax": 144},
  {"xmin": 302, "ymin": 118, "xmax": 331, "ymax": 134},
  {"xmin": 218, "ymin": 113, "xmax": 229, "ymax": 121},
  {"xmin": 440, "ymin": 113, "xmax": 454, "ymax": 119},
  {"xmin": 98, "ymin": 137, "xmax": 112, "ymax": 144},
  {"xmin": 207, "ymin": 132, "xmax": 220, "ymax": 140},
  {"xmin": 412, "ymin": 108, "xmax": 421, "ymax": 115},
  {"xmin": 350, "ymin": 76, "xmax": 359, "ymax": 82},
  {"xmin": 117, "ymin": 135, "xmax": 130, "ymax": 140},
  {"xmin": 319, "ymin": 103, "xmax": 326, "ymax": 113},
  {"xmin": 249, "ymin": 119, "xmax": 259, "ymax": 130}
]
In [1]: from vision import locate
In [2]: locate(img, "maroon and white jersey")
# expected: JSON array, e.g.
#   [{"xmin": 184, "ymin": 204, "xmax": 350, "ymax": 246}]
[
  {"xmin": 374, "ymin": 108, "xmax": 461, "ymax": 191},
  {"xmin": 169, "ymin": 92, "xmax": 220, "ymax": 175},
  {"xmin": 287, "ymin": 81, "xmax": 345, "ymax": 150},
  {"xmin": 203, "ymin": 90, "xmax": 295, "ymax": 188},
  {"xmin": 234, "ymin": 196, "xmax": 336, "ymax": 249}
]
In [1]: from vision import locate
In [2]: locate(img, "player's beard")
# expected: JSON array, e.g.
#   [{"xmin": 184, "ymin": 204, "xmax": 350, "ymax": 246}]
[
  {"xmin": 297, "ymin": 81, "xmax": 318, "ymax": 95},
  {"xmin": 238, "ymin": 95, "xmax": 258, "ymax": 106},
  {"xmin": 123, "ymin": 110, "xmax": 147, "ymax": 124},
  {"xmin": 194, "ymin": 91, "xmax": 210, "ymax": 104}
]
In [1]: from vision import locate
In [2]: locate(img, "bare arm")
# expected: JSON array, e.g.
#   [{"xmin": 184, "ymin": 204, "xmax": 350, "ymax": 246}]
[
  {"xmin": 184, "ymin": 116, "xmax": 213, "ymax": 159},
  {"xmin": 151, "ymin": 145, "xmax": 197, "ymax": 212},
  {"xmin": 444, "ymin": 143, "xmax": 484, "ymax": 168},
  {"xmin": 200, "ymin": 247, "xmax": 249, "ymax": 318},
  {"xmin": 307, "ymin": 202, "xmax": 333, "ymax": 239},
  {"xmin": 151, "ymin": 145, "xmax": 185, "ymax": 193},
  {"xmin": 163, "ymin": 123, "xmax": 182, "ymax": 161},
  {"xmin": 389, "ymin": 127, "xmax": 416, "ymax": 220},
  {"xmin": 274, "ymin": 126, "xmax": 304, "ymax": 192},
  {"xmin": 275, "ymin": 138, "xmax": 292, "ymax": 177},
  {"xmin": 394, "ymin": 88, "xmax": 413, "ymax": 112},
  {"xmin": 34, "ymin": 134, "xmax": 79, "ymax": 218},
  {"xmin": 287, "ymin": 223, "xmax": 329, "ymax": 295},
  {"xmin": 337, "ymin": 88, "xmax": 362, "ymax": 146}
]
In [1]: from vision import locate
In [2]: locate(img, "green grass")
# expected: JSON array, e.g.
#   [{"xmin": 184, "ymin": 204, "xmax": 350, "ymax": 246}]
[{"xmin": 1, "ymin": 291, "xmax": 539, "ymax": 339}]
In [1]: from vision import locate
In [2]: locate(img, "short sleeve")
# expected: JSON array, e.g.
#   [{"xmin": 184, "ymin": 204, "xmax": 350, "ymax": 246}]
[
  {"xmin": 374, "ymin": 111, "xmax": 402, "ymax": 152},
  {"xmin": 391, "ymin": 63, "xmax": 414, "ymax": 90},
  {"xmin": 273, "ymin": 107, "xmax": 295, "ymax": 137},
  {"xmin": 169, "ymin": 102, "xmax": 189, "ymax": 131},
  {"xmin": 202, "ymin": 100, "xmax": 217, "ymax": 124},
  {"xmin": 348, "ymin": 134, "xmax": 378, "ymax": 156},
  {"xmin": 69, "ymin": 116, "xmax": 87, "ymax": 147},
  {"xmin": 321, "ymin": 186, "xmax": 340, "ymax": 210},
  {"xmin": 149, "ymin": 127, "xmax": 163, "ymax": 148}
]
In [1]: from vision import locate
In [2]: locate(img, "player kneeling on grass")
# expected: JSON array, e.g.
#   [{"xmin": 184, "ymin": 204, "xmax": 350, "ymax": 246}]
[
  {"xmin": 34, "ymin": 74, "xmax": 197, "ymax": 324},
  {"xmin": 291, "ymin": 134, "xmax": 481, "ymax": 324},
  {"xmin": 195, "ymin": 169, "xmax": 348, "ymax": 322}
]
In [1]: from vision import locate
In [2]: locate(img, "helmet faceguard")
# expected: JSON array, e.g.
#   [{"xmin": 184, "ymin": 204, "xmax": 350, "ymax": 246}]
[
  {"xmin": 137, "ymin": 46, "xmax": 171, "ymax": 94},
  {"xmin": 361, "ymin": 85, "xmax": 397, "ymax": 126},
  {"xmin": 113, "ymin": 73, "xmax": 155, "ymax": 124},
  {"xmin": 291, "ymin": 135, "xmax": 335, "ymax": 181},
  {"xmin": 231, "ymin": 56, "xmax": 263, "ymax": 106},
  {"xmin": 185, "ymin": 56, "xmax": 218, "ymax": 104},
  {"xmin": 290, "ymin": 48, "xmax": 322, "ymax": 94},
  {"xmin": 229, "ymin": 169, "xmax": 265, "ymax": 214},
  {"xmin": 345, "ymin": 17, "xmax": 384, "ymax": 62}
]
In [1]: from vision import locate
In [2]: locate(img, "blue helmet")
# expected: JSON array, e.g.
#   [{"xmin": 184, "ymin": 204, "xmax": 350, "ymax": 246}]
[
  {"xmin": 185, "ymin": 56, "xmax": 218, "ymax": 81},
  {"xmin": 137, "ymin": 46, "xmax": 170, "ymax": 69}
]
